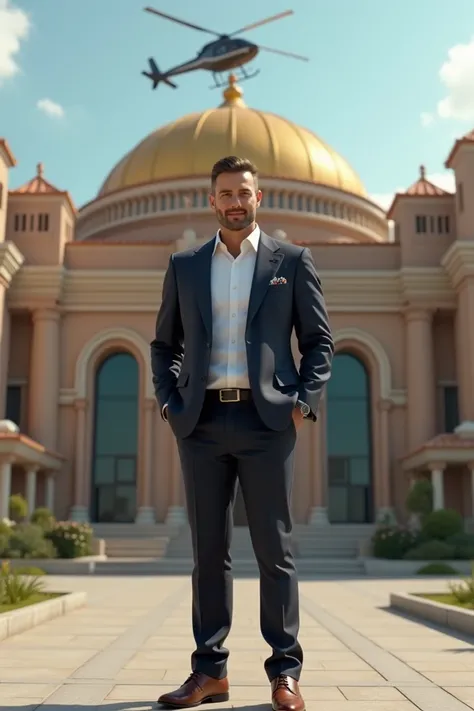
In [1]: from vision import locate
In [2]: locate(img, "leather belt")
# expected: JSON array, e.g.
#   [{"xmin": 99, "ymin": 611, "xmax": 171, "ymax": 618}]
[{"xmin": 207, "ymin": 388, "xmax": 252, "ymax": 403}]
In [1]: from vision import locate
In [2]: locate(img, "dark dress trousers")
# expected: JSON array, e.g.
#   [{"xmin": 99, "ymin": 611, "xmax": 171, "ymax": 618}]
[{"xmin": 150, "ymin": 230, "xmax": 334, "ymax": 683}]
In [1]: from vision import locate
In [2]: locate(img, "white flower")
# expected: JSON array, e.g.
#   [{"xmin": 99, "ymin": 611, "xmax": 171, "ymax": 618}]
[{"xmin": 1, "ymin": 518, "xmax": 14, "ymax": 527}]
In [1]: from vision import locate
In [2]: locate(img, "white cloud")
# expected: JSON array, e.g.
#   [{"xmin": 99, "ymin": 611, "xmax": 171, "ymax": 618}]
[
  {"xmin": 420, "ymin": 112, "xmax": 434, "ymax": 127},
  {"xmin": 0, "ymin": 0, "xmax": 30, "ymax": 83},
  {"xmin": 37, "ymin": 98, "xmax": 65, "ymax": 119},
  {"xmin": 370, "ymin": 172, "xmax": 455, "ymax": 213},
  {"xmin": 437, "ymin": 36, "xmax": 474, "ymax": 121}
]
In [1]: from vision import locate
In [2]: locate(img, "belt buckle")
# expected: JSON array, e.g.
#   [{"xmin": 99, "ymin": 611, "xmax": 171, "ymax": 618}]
[{"xmin": 219, "ymin": 388, "xmax": 240, "ymax": 403}]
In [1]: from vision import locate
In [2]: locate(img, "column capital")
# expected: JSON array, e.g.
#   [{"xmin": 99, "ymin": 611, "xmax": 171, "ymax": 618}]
[
  {"xmin": 32, "ymin": 308, "xmax": 61, "ymax": 323},
  {"xmin": 404, "ymin": 306, "xmax": 434, "ymax": 323},
  {"xmin": 25, "ymin": 464, "xmax": 40, "ymax": 474},
  {"xmin": 427, "ymin": 460, "xmax": 447, "ymax": 472},
  {"xmin": 0, "ymin": 454, "xmax": 15, "ymax": 466}
]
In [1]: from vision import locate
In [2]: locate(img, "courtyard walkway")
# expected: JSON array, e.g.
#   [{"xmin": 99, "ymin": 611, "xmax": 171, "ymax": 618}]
[{"xmin": 0, "ymin": 574, "xmax": 474, "ymax": 710}]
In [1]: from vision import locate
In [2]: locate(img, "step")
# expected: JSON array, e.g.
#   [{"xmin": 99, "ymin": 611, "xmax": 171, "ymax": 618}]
[
  {"xmin": 88, "ymin": 558, "xmax": 365, "ymax": 577},
  {"xmin": 103, "ymin": 537, "xmax": 170, "ymax": 558}
]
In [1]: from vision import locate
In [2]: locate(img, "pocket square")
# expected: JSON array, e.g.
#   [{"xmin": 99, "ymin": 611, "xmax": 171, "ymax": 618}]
[{"xmin": 269, "ymin": 276, "xmax": 287, "ymax": 286}]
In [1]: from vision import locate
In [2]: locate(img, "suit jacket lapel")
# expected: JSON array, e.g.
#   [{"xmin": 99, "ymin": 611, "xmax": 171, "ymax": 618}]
[
  {"xmin": 192, "ymin": 237, "xmax": 214, "ymax": 342},
  {"xmin": 246, "ymin": 231, "xmax": 284, "ymax": 330}
]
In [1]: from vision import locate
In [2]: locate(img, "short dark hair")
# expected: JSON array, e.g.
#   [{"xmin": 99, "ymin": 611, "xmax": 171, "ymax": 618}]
[{"xmin": 210, "ymin": 155, "xmax": 258, "ymax": 191}]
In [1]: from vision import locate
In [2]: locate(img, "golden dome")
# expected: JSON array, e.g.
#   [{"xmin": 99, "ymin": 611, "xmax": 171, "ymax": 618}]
[{"xmin": 98, "ymin": 75, "xmax": 366, "ymax": 198}]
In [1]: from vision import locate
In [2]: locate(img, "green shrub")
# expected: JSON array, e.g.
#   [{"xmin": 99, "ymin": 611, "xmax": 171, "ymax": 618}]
[
  {"xmin": 372, "ymin": 526, "xmax": 420, "ymax": 559},
  {"xmin": 47, "ymin": 522, "xmax": 92, "ymax": 559},
  {"xmin": 7, "ymin": 524, "xmax": 56, "ymax": 559},
  {"xmin": 0, "ymin": 534, "xmax": 10, "ymax": 556},
  {"xmin": 0, "ymin": 561, "xmax": 45, "ymax": 604},
  {"xmin": 445, "ymin": 533, "xmax": 474, "ymax": 560},
  {"xmin": 0, "ymin": 521, "xmax": 13, "ymax": 538},
  {"xmin": 404, "ymin": 539, "xmax": 455, "ymax": 560},
  {"xmin": 421, "ymin": 509, "xmax": 464, "ymax": 541},
  {"xmin": 13, "ymin": 566, "xmax": 46, "ymax": 576},
  {"xmin": 30, "ymin": 507, "xmax": 56, "ymax": 532},
  {"xmin": 449, "ymin": 568, "xmax": 474, "ymax": 605},
  {"xmin": 406, "ymin": 479, "xmax": 433, "ymax": 520},
  {"xmin": 417, "ymin": 562, "xmax": 459, "ymax": 575},
  {"xmin": 9, "ymin": 494, "xmax": 28, "ymax": 523}
]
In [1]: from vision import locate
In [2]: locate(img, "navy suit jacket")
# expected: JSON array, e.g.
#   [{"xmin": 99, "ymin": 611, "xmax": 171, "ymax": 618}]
[{"xmin": 150, "ymin": 231, "xmax": 334, "ymax": 439}]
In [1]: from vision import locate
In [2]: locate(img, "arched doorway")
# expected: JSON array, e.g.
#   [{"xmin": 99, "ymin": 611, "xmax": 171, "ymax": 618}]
[
  {"xmin": 91, "ymin": 352, "xmax": 139, "ymax": 523},
  {"xmin": 326, "ymin": 352, "xmax": 373, "ymax": 523}
]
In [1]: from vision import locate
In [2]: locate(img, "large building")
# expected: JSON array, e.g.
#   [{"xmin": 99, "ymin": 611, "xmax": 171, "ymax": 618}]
[{"xmin": 1, "ymin": 74, "xmax": 474, "ymax": 529}]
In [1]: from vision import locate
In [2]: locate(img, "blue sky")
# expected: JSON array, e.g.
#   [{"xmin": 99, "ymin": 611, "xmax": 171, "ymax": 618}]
[{"xmin": 1, "ymin": 0, "xmax": 473, "ymax": 209}]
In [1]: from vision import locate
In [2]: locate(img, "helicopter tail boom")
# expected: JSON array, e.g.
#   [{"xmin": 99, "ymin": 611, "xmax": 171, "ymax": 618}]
[{"xmin": 141, "ymin": 58, "xmax": 177, "ymax": 89}]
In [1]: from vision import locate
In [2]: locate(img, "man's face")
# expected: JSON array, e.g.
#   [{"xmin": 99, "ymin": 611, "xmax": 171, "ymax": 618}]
[{"xmin": 209, "ymin": 170, "xmax": 262, "ymax": 231}]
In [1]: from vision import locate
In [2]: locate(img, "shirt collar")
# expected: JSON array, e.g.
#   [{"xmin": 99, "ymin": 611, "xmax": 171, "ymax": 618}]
[{"xmin": 213, "ymin": 224, "xmax": 260, "ymax": 256}]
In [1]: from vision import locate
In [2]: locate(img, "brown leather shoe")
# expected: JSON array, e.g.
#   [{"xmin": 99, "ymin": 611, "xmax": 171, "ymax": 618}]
[
  {"xmin": 271, "ymin": 675, "xmax": 305, "ymax": 711},
  {"xmin": 157, "ymin": 671, "xmax": 229, "ymax": 708}
]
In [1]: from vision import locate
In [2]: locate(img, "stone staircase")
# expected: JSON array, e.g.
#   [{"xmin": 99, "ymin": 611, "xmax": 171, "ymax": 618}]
[
  {"xmin": 91, "ymin": 522, "xmax": 375, "ymax": 576},
  {"xmin": 92, "ymin": 524, "xmax": 170, "ymax": 558}
]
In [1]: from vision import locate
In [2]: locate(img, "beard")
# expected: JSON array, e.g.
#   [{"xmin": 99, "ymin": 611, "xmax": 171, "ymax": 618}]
[{"xmin": 216, "ymin": 207, "xmax": 255, "ymax": 231}]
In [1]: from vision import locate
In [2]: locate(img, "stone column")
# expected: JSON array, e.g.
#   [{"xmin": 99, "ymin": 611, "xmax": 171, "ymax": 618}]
[
  {"xmin": 375, "ymin": 398, "xmax": 395, "ymax": 522},
  {"xmin": 28, "ymin": 309, "xmax": 60, "ymax": 450},
  {"xmin": 309, "ymin": 397, "xmax": 329, "ymax": 525},
  {"xmin": 456, "ymin": 280, "xmax": 474, "ymax": 422},
  {"xmin": 25, "ymin": 465, "xmax": 38, "ymax": 515},
  {"xmin": 405, "ymin": 308, "xmax": 436, "ymax": 450},
  {"xmin": 0, "ymin": 299, "xmax": 10, "ymax": 419},
  {"xmin": 0, "ymin": 456, "xmax": 13, "ymax": 519},
  {"xmin": 45, "ymin": 472, "xmax": 55, "ymax": 512},
  {"xmin": 69, "ymin": 399, "xmax": 89, "ymax": 522},
  {"xmin": 136, "ymin": 398, "xmax": 156, "ymax": 524},
  {"xmin": 429, "ymin": 462, "xmax": 445, "ymax": 510}
]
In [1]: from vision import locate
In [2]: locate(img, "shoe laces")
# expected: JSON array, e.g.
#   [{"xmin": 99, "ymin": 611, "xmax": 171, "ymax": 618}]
[
  {"xmin": 185, "ymin": 671, "xmax": 203, "ymax": 690},
  {"xmin": 275, "ymin": 675, "xmax": 291, "ymax": 691}
]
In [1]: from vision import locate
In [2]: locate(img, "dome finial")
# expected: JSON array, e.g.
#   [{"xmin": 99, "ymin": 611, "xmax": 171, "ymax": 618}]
[
  {"xmin": 419, "ymin": 164, "xmax": 426, "ymax": 180},
  {"xmin": 220, "ymin": 73, "xmax": 246, "ymax": 108},
  {"xmin": 37, "ymin": 162, "xmax": 44, "ymax": 177}
]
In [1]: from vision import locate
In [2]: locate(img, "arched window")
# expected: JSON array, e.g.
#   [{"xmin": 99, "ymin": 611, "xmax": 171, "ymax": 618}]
[
  {"xmin": 91, "ymin": 352, "xmax": 139, "ymax": 522},
  {"xmin": 326, "ymin": 353, "xmax": 373, "ymax": 523}
]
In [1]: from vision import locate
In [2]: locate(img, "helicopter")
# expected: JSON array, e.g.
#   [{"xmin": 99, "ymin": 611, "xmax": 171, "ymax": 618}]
[{"xmin": 141, "ymin": 6, "xmax": 309, "ymax": 90}]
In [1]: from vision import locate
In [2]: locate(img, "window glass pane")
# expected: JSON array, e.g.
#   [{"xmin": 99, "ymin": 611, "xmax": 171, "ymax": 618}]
[
  {"xmin": 116, "ymin": 458, "xmax": 136, "ymax": 483},
  {"xmin": 444, "ymin": 386, "xmax": 459, "ymax": 433},
  {"xmin": 94, "ymin": 399, "xmax": 138, "ymax": 455},
  {"xmin": 327, "ymin": 400, "xmax": 370, "ymax": 456},
  {"xmin": 92, "ymin": 352, "xmax": 139, "ymax": 523},
  {"xmin": 6, "ymin": 385, "xmax": 21, "ymax": 426},
  {"xmin": 96, "ymin": 353, "xmax": 139, "ymax": 398},
  {"xmin": 326, "ymin": 353, "xmax": 373, "ymax": 523},
  {"xmin": 327, "ymin": 353, "xmax": 368, "ymax": 398}
]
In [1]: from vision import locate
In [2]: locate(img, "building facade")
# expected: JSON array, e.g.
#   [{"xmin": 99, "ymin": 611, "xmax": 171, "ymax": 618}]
[{"xmin": 1, "ymin": 75, "xmax": 474, "ymax": 528}]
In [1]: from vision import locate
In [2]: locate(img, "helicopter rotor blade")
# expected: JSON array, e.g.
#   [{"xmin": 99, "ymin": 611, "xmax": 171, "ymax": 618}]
[
  {"xmin": 258, "ymin": 44, "xmax": 309, "ymax": 61},
  {"xmin": 144, "ymin": 7, "xmax": 221, "ymax": 36},
  {"xmin": 228, "ymin": 10, "xmax": 294, "ymax": 37}
]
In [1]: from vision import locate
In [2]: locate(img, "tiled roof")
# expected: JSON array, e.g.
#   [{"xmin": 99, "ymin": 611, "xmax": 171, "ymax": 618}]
[
  {"xmin": 11, "ymin": 162, "xmax": 62, "ymax": 195},
  {"xmin": 0, "ymin": 138, "xmax": 16, "ymax": 167},
  {"xmin": 405, "ymin": 165, "xmax": 450, "ymax": 196}
]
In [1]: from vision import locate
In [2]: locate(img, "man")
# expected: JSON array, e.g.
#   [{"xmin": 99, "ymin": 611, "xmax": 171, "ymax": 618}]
[{"xmin": 150, "ymin": 156, "xmax": 334, "ymax": 710}]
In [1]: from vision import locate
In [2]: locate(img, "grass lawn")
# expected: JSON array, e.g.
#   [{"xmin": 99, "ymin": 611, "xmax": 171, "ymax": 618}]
[
  {"xmin": 416, "ymin": 593, "xmax": 474, "ymax": 610},
  {"xmin": 0, "ymin": 592, "xmax": 61, "ymax": 613}
]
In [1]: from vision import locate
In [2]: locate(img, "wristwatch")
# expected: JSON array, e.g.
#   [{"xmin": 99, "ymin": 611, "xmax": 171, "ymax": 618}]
[{"xmin": 296, "ymin": 399, "xmax": 311, "ymax": 417}]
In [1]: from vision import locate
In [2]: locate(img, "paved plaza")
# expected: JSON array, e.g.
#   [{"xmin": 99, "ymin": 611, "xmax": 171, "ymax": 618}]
[{"xmin": 1, "ymin": 573, "xmax": 474, "ymax": 710}]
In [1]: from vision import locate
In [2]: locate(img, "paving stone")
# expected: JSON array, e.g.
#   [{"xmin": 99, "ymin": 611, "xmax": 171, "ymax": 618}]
[{"xmin": 0, "ymin": 575, "xmax": 472, "ymax": 709}]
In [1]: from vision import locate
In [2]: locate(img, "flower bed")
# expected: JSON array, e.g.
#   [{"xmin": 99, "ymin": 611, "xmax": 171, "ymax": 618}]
[{"xmin": 1, "ymin": 504, "xmax": 93, "ymax": 560}]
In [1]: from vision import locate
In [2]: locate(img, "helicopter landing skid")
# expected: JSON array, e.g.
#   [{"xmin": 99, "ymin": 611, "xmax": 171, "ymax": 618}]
[{"xmin": 210, "ymin": 67, "xmax": 260, "ymax": 89}]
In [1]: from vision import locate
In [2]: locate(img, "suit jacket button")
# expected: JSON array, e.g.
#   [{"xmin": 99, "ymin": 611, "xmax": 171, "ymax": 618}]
[{"xmin": 201, "ymin": 376, "xmax": 206, "ymax": 382}]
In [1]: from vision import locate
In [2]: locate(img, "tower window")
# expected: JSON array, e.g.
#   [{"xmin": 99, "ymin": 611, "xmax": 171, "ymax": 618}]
[
  {"xmin": 415, "ymin": 215, "xmax": 427, "ymax": 233},
  {"xmin": 38, "ymin": 213, "xmax": 50, "ymax": 231}
]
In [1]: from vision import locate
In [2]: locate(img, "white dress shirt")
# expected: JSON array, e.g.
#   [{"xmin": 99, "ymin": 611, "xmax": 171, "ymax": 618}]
[{"xmin": 206, "ymin": 225, "xmax": 260, "ymax": 390}]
